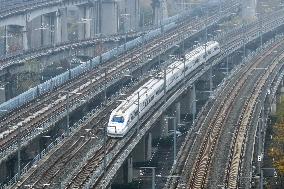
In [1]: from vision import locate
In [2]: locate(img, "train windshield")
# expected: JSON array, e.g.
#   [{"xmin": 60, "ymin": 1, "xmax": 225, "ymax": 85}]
[{"xmin": 112, "ymin": 115, "xmax": 124, "ymax": 123}]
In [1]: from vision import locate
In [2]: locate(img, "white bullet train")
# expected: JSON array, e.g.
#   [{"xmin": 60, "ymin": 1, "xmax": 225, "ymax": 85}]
[{"xmin": 107, "ymin": 41, "xmax": 220, "ymax": 137}]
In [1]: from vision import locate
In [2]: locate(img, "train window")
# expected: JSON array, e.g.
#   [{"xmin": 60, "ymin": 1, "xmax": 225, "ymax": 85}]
[
  {"xmin": 214, "ymin": 47, "xmax": 219, "ymax": 50},
  {"xmin": 112, "ymin": 116, "xmax": 124, "ymax": 123}
]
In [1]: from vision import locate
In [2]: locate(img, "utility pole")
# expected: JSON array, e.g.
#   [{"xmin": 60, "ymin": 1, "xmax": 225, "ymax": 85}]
[
  {"xmin": 163, "ymin": 68, "xmax": 167, "ymax": 103},
  {"xmin": 260, "ymin": 169, "xmax": 263, "ymax": 189},
  {"xmin": 137, "ymin": 91, "xmax": 140, "ymax": 134},
  {"xmin": 204, "ymin": 4, "xmax": 213, "ymax": 94},
  {"xmin": 103, "ymin": 67, "xmax": 107, "ymax": 176},
  {"xmin": 182, "ymin": 33, "xmax": 186, "ymax": 83},
  {"xmin": 192, "ymin": 84, "xmax": 196, "ymax": 124},
  {"xmin": 242, "ymin": 13, "xmax": 246, "ymax": 61},
  {"xmin": 165, "ymin": 117, "xmax": 177, "ymax": 164},
  {"xmin": 17, "ymin": 123, "xmax": 21, "ymax": 181},
  {"xmin": 142, "ymin": 8, "xmax": 145, "ymax": 33},
  {"xmin": 66, "ymin": 91, "xmax": 70, "ymax": 136},
  {"xmin": 226, "ymin": 55, "xmax": 229, "ymax": 76},
  {"xmin": 173, "ymin": 117, "xmax": 177, "ymax": 165},
  {"xmin": 141, "ymin": 7, "xmax": 145, "ymax": 66},
  {"xmin": 98, "ymin": 0, "xmax": 102, "ymax": 34},
  {"xmin": 260, "ymin": 14, "xmax": 263, "ymax": 49},
  {"xmin": 152, "ymin": 167, "xmax": 155, "ymax": 189}
]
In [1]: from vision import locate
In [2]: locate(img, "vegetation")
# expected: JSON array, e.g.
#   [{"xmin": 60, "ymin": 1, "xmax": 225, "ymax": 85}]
[{"xmin": 268, "ymin": 98, "xmax": 284, "ymax": 176}]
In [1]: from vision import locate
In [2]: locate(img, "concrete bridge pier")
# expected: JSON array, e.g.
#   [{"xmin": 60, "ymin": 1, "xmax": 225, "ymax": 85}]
[
  {"xmin": 78, "ymin": 6, "xmax": 92, "ymax": 40},
  {"xmin": 101, "ymin": 1, "xmax": 119, "ymax": 35},
  {"xmin": 112, "ymin": 155, "xmax": 133, "ymax": 185},
  {"xmin": 0, "ymin": 84, "xmax": 6, "ymax": 103},
  {"xmin": 152, "ymin": 0, "xmax": 161, "ymax": 26},
  {"xmin": 180, "ymin": 84, "xmax": 196, "ymax": 123},
  {"xmin": 271, "ymin": 99, "xmax": 277, "ymax": 115},
  {"xmin": 242, "ymin": 0, "xmax": 257, "ymax": 23},
  {"xmin": 132, "ymin": 132, "xmax": 153, "ymax": 162},
  {"xmin": 127, "ymin": 156, "xmax": 133, "ymax": 183},
  {"xmin": 22, "ymin": 25, "xmax": 28, "ymax": 50},
  {"xmin": 42, "ymin": 14, "xmax": 55, "ymax": 46},
  {"xmin": 55, "ymin": 8, "xmax": 68, "ymax": 44},
  {"xmin": 152, "ymin": 0, "xmax": 168, "ymax": 26},
  {"xmin": 3, "ymin": 25, "xmax": 9, "ymax": 54},
  {"xmin": 280, "ymin": 86, "xmax": 284, "ymax": 102},
  {"xmin": 180, "ymin": 89, "xmax": 191, "ymax": 117},
  {"xmin": 175, "ymin": 102, "xmax": 181, "ymax": 126},
  {"xmin": 119, "ymin": 0, "xmax": 140, "ymax": 31},
  {"xmin": 190, "ymin": 84, "xmax": 197, "ymax": 121},
  {"xmin": 146, "ymin": 132, "xmax": 152, "ymax": 161},
  {"xmin": 133, "ymin": 136, "xmax": 146, "ymax": 162},
  {"xmin": 113, "ymin": 132, "xmax": 153, "ymax": 185},
  {"xmin": 0, "ymin": 161, "xmax": 9, "ymax": 183},
  {"xmin": 27, "ymin": 16, "xmax": 41, "ymax": 48}
]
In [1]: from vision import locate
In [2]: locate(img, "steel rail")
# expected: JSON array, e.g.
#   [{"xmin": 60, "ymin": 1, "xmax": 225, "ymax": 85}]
[
  {"xmin": 166, "ymin": 38, "xmax": 284, "ymax": 189},
  {"xmin": 0, "ymin": 2, "xmax": 237, "ymax": 164},
  {"xmin": 225, "ymin": 53, "xmax": 284, "ymax": 188},
  {"xmin": 48, "ymin": 14, "xmax": 284, "ymax": 189}
]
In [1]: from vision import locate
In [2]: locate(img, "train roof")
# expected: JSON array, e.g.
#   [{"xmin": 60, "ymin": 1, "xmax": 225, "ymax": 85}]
[{"xmin": 111, "ymin": 41, "xmax": 219, "ymax": 117}]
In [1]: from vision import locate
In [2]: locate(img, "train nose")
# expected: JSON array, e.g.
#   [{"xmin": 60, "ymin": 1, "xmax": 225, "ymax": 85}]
[{"xmin": 107, "ymin": 126, "xmax": 121, "ymax": 134}]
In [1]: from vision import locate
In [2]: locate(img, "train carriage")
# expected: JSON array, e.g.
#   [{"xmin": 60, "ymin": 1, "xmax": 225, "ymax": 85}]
[{"xmin": 107, "ymin": 41, "xmax": 220, "ymax": 137}]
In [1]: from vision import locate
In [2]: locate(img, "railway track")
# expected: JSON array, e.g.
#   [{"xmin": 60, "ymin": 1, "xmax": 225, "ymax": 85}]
[
  {"xmin": 0, "ymin": 2, "xmax": 238, "ymax": 163},
  {"xmin": 164, "ymin": 35, "xmax": 284, "ymax": 189},
  {"xmin": 15, "ymin": 73, "xmax": 153, "ymax": 188},
  {"xmin": 3, "ymin": 1, "xmax": 284, "ymax": 188},
  {"xmin": 225, "ymin": 52, "xmax": 284, "ymax": 188},
  {"xmin": 18, "ymin": 9, "xmax": 284, "ymax": 188},
  {"xmin": 0, "ymin": 31, "xmax": 142, "ymax": 69},
  {"xmin": 67, "ymin": 13, "xmax": 274, "ymax": 189}
]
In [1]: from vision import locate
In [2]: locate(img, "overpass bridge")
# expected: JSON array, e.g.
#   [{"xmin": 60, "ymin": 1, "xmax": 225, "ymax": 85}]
[
  {"xmin": 0, "ymin": 0, "xmax": 240, "ymax": 186},
  {"xmin": 0, "ymin": 0, "xmax": 260, "ymax": 57},
  {"xmin": 3, "ymin": 2, "xmax": 284, "ymax": 189},
  {"xmin": 93, "ymin": 16, "xmax": 284, "ymax": 189},
  {"xmin": 0, "ymin": 0, "xmax": 283, "ymax": 188},
  {"xmin": 0, "ymin": 0, "xmax": 141, "ymax": 55},
  {"xmin": 164, "ymin": 36, "xmax": 284, "ymax": 189},
  {"xmin": 0, "ymin": 0, "xmax": 198, "ymax": 101},
  {"xmin": 2, "ymin": 0, "xmax": 240, "ymax": 162}
]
